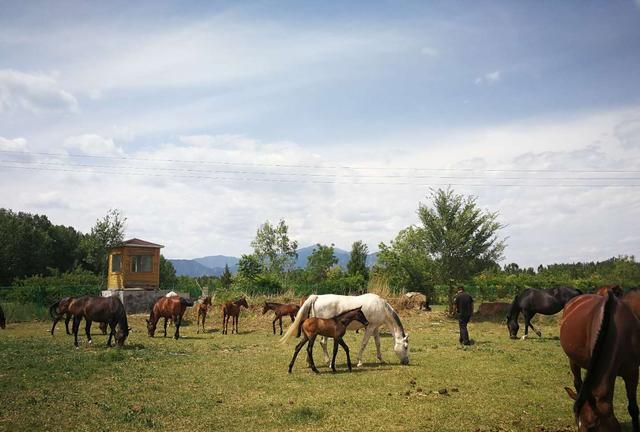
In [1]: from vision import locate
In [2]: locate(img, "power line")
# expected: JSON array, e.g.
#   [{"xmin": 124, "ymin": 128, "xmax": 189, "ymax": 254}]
[
  {"xmin": 2, "ymin": 164, "xmax": 640, "ymax": 188},
  {"xmin": 1, "ymin": 149, "xmax": 639, "ymax": 174}
]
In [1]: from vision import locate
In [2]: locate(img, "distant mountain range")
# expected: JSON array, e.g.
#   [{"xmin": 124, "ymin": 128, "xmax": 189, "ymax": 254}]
[{"xmin": 169, "ymin": 245, "xmax": 378, "ymax": 277}]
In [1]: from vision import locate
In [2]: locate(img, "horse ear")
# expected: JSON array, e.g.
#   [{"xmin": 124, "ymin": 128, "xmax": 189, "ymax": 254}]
[{"xmin": 564, "ymin": 387, "xmax": 578, "ymax": 401}]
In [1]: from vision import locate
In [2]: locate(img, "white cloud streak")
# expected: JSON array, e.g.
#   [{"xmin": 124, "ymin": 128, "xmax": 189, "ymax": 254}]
[{"xmin": 0, "ymin": 69, "xmax": 77, "ymax": 113}]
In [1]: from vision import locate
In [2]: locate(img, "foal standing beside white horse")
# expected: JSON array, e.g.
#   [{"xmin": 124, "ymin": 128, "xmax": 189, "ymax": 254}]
[{"xmin": 281, "ymin": 293, "xmax": 409, "ymax": 367}]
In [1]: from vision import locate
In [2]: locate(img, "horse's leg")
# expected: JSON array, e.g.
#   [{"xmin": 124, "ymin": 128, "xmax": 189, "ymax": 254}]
[
  {"xmin": 85, "ymin": 320, "xmax": 93, "ymax": 345},
  {"xmin": 288, "ymin": 336, "xmax": 309, "ymax": 373},
  {"xmin": 338, "ymin": 338, "xmax": 352, "ymax": 371},
  {"xmin": 272, "ymin": 316, "xmax": 277, "ymax": 335},
  {"xmin": 307, "ymin": 334, "xmax": 319, "ymax": 373},
  {"xmin": 524, "ymin": 311, "xmax": 541, "ymax": 338},
  {"xmin": 234, "ymin": 315, "xmax": 239, "ymax": 334},
  {"xmin": 279, "ymin": 317, "xmax": 284, "ymax": 336},
  {"xmin": 373, "ymin": 328, "xmax": 385, "ymax": 364},
  {"xmin": 318, "ymin": 336, "xmax": 331, "ymax": 366},
  {"xmin": 65, "ymin": 313, "xmax": 72, "ymax": 335},
  {"xmin": 51, "ymin": 315, "xmax": 60, "ymax": 335},
  {"xmin": 331, "ymin": 338, "xmax": 339, "ymax": 373},
  {"xmin": 174, "ymin": 314, "xmax": 181, "ymax": 339},
  {"xmin": 163, "ymin": 317, "xmax": 168, "ymax": 337},
  {"xmin": 624, "ymin": 367, "xmax": 639, "ymax": 432},
  {"xmin": 107, "ymin": 321, "xmax": 116, "ymax": 347},
  {"xmin": 570, "ymin": 360, "xmax": 583, "ymax": 393},
  {"xmin": 72, "ymin": 316, "xmax": 81, "ymax": 347},
  {"xmin": 202, "ymin": 312, "xmax": 206, "ymax": 334},
  {"xmin": 197, "ymin": 310, "xmax": 201, "ymax": 334},
  {"xmin": 356, "ymin": 327, "xmax": 375, "ymax": 367}
]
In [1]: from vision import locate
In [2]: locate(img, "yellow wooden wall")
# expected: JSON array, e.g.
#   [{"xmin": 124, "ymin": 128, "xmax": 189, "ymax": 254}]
[{"xmin": 107, "ymin": 246, "xmax": 161, "ymax": 289}]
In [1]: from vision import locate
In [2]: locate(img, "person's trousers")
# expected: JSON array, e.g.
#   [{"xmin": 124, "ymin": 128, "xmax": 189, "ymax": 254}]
[{"xmin": 459, "ymin": 315, "xmax": 471, "ymax": 345}]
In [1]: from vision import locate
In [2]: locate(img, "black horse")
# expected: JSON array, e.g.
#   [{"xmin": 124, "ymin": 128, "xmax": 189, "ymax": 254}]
[
  {"xmin": 506, "ymin": 286, "xmax": 582, "ymax": 339},
  {"xmin": 69, "ymin": 296, "xmax": 129, "ymax": 347}
]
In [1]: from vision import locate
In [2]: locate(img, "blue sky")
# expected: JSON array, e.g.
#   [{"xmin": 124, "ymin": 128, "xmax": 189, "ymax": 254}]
[{"xmin": 1, "ymin": 1, "xmax": 639, "ymax": 266}]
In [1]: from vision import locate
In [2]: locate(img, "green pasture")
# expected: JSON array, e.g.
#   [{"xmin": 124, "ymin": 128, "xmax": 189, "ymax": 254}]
[{"xmin": 0, "ymin": 306, "xmax": 635, "ymax": 432}]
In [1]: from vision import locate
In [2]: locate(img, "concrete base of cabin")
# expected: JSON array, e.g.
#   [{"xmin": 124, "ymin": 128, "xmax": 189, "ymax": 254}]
[{"xmin": 101, "ymin": 289, "xmax": 190, "ymax": 314}]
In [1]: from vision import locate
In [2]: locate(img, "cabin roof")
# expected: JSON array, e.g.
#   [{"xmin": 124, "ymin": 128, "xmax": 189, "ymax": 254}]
[{"xmin": 117, "ymin": 238, "xmax": 164, "ymax": 249}]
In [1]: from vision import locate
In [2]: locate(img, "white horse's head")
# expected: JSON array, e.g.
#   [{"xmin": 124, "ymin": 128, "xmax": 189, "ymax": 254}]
[{"xmin": 394, "ymin": 333, "xmax": 409, "ymax": 365}]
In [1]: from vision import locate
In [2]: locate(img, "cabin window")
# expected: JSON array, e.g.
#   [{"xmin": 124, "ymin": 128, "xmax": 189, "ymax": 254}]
[
  {"xmin": 111, "ymin": 255, "xmax": 122, "ymax": 272},
  {"xmin": 131, "ymin": 255, "xmax": 152, "ymax": 272}
]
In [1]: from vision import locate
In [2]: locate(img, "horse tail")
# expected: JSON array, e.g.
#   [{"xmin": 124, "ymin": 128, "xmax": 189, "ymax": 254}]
[
  {"xmin": 49, "ymin": 301, "xmax": 61, "ymax": 319},
  {"xmin": 574, "ymin": 291, "xmax": 616, "ymax": 417},
  {"xmin": 180, "ymin": 297, "xmax": 194, "ymax": 307},
  {"xmin": 280, "ymin": 295, "xmax": 317, "ymax": 344}
]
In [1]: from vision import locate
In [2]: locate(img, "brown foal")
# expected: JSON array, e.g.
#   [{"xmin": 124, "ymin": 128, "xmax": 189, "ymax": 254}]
[
  {"xmin": 195, "ymin": 296, "xmax": 213, "ymax": 334},
  {"xmin": 222, "ymin": 298, "xmax": 249, "ymax": 335},
  {"xmin": 288, "ymin": 307, "xmax": 369, "ymax": 374},
  {"xmin": 262, "ymin": 302, "xmax": 300, "ymax": 335}
]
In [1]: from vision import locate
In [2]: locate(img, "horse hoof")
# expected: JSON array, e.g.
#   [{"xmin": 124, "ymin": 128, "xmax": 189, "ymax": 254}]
[
  {"xmin": 521, "ymin": 335, "xmax": 527, "ymax": 340},
  {"xmin": 357, "ymin": 361, "xmax": 363, "ymax": 367},
  {"xmin": 536, "ymin": 332, "xmax": 542, "ymax": 337}
]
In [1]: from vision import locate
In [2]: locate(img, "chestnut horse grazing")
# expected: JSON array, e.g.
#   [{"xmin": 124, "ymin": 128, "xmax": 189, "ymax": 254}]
[
  {"xmin": 69, "ymin": 296, "xmax": 129, "ymax": 347},
  {"xmin": 147, "ymin": 296, "xmax": 194, "ymax": 339},
  {"xmin": 262, "ymin": 302, "xmax": 300, "ymax": 335},
  {"xmin": 222, "ymin": 298, "xmax": 249, "ymax": 335},
  {"xmin": 0, "ymin": 303, "xmax": 5, "ymax": 329},
  {"xmin": 195, "ymin": 296, "xmax": 213, "ymax": 334},
  {"xmin": 561, "ymin": 292, "xmax": 640, "ymax": 432},
  {"xmin": 50, "ymin": 297, "xmax": 107, "ymax": 336},
  {"xmin": 288, "ymin": 307, "xmax": 369, "ymax": 373}
]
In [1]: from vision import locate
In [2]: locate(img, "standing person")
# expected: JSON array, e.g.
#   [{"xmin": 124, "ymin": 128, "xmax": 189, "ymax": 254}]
[{"xmin": 453, "ymin": 287, "xmax": 473, "ymax": 345}]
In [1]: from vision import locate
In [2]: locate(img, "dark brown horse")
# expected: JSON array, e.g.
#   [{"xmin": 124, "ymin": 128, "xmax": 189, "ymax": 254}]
[
  {"xmin": 0, "ymin": 303, "xmax": 5, "ymax": 329},
  {"xmin": 623, "ymin": 289, "xmax": 640, "ymax": 320},
  {"xmin": 147, "ymin": 296, "xmax": 194, "ymax": 339},
  {"xmin": 262, "ymin": 302, "xmax": 300, "ymax": 335},
  {"xmin": 50, "ymin": 297, "xmax": 107, "ymax": 336},
  {"xmin": 288, "ymin": 307, "xmax": 369, "ymax": 373},
  {"xmin": 594, "ymin": 285, "xmax": 624, "ymax": 298},
  {"xmin": 561, "ymin": 292, "xmax": 640, "ymax": 431},
  {"xmin": 195, "ymin": 296, "xmax": 212, "ymax": 334},
  {"xmin": 222, "ymin": 298, "xmax": 248, "ymax": 335},
  {"xmin": 69, "ymin": 296, "xmax": 129, "ymax": 347}
]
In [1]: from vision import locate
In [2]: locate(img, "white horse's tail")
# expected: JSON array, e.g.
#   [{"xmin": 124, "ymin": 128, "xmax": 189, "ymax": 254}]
[{"xmin": 280, "ymin": 294, "xmax": 317, "ymax": 344}]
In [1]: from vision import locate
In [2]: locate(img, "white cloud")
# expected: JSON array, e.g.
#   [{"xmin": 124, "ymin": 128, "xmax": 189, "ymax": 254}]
[
  {"xmin": 0, "ymin": 69, "xmax": 78, "ymax": 113},
  {"xmin": 474, "ymin": 70, "xmax": 502, "ymax": 85},
  {"xmin": 0, "ymin": 136, "xmax": 27, "ymax": 151},
  {"xmin": 64, "ymin": 134, "xmax": 123, "ymax": 157}
]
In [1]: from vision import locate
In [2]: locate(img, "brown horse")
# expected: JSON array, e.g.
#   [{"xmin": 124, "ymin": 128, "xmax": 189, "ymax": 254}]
[
  {"xmin": 262, "ymin": 302, "xmax": 300, "ymax": 335},
  {"xmin": 195, "ymin": 296, "xmax": 213, "ymax": 334},
  {"xmin": 0, "ymin": 303, "xmax": 5, "ymax": 329},
  {"xmin": 288, "ymin": 307, "xmax": 369, "ymax": 373},
  {"xmin": 594, "ymin": 285, "xmax": 624, "ymax": 298},
  {"xmin": 560, "ymin": 292, "xmax": 640, "ymax": 431},
  {"xmin": 623, "ymin": 289, "xmax": 640, "ymax": 320},
  {"xmin": 50, "ymin": 297, "xmax": 107, "ymax": 336},
  {"xmin": 69, "ymin": 296, "xmax": 129, "ymax": 347},
  {"xmin": 147, "ymin": 296, "xmax": 194, "ymax": 339},
  {"xmin": 222, "ymin": 298, "xmax": 248, "ymax": 335}
]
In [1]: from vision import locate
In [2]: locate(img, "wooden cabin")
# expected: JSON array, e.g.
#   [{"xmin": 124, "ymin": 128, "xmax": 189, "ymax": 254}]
[{"xmin": 107, "ymin": 238, "xmax": 164, "ymax": 290}]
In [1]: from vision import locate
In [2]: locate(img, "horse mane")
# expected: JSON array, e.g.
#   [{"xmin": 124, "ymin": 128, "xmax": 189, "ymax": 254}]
[
  {"xmin": 506, "ymin": 292, "xmax": 521, "ymax": 321},
  {"xmin": 384, "ymin": 302, "xmax": 405, "ymax": 337},
  {"xmin": 574, "ymin": 291, "xmax": 617, "ymax": 416}
]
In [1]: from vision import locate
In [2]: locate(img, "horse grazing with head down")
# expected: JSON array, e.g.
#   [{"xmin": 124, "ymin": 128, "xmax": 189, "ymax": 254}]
[
  {"xmin": 288, "ymin": 307, "xmax": 369, "ymax": 373},
  {"xmin": 195, "ymin": 296, "xmax": 213, "ymax": 334},
  {"xmin": 561, "ymin": 292, "xmax": 640, "ymax": 432},
  {"xmin": 262, "ymin": 302, "xmax": 300, "ymax": 335},
  {"xmin": 222, "ymin": 298, "xmax": 249, "ymax": 335},
  {"xmin": 68, "ymin": 296, "xmax": 129, "ymax": 347},
  {"xmin": 506, "ymin": 286, "xmax": 582, "ymax": 339},
  {"xmin": 147, "ymin": 296, "xmax": 193, "ymax": 339},
  {"xmin": 50, "ymin": 297, "xmax": 107, "ymax": 336},
  {"xmin": 282, "ymin": 293, "xmax": 409, "ymax": 367}
]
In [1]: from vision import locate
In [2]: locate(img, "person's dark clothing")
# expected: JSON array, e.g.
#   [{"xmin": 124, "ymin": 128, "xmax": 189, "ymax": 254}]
[{"xmin": 454, "ymin": 291, "xmax": 473, "ymax": 345}]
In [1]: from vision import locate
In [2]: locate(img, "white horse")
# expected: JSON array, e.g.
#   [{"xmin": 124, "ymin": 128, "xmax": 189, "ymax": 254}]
[{"xmin": 281, "ymin": 293, "xmax": 409, "ymax": 367}]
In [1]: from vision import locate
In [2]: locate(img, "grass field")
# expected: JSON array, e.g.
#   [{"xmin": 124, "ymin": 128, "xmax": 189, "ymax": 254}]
[{"xmin": 0, "ymin": 305, "xmax": 635, "ymax": 432}]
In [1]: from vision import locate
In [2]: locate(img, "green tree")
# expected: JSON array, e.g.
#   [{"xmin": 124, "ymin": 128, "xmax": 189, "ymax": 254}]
[
  {"xmin": 376, "ymin": 226, "xmax": 434, "ymax": 294},
  {"xmin": 250, "ymin": 219, "xmax": 298, "ymax": 274},
  {"xmin": 81, "ymin": 209, "xmax": 127, "ymax": 277},
  {"xmin": 220, "ymin": 264, "xmax": 233, "ymax": 289},
  {"xmin": 418, "ymin": 188, "xmax": 505, "ymax": 310},
  {"xmin": 347, "ymin": 240, "xmax": 369, "ymax": 281},
  {"xmin": 237, "ymin": 254, "xmax": 263, "ymax": 281},
  {"xmin": 159, "ymin": 255, "xmax": 177, "ymax": 289},
  {"xmin": 306, "ymin": 243, "xmax": 338, "ymax": 282}
]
